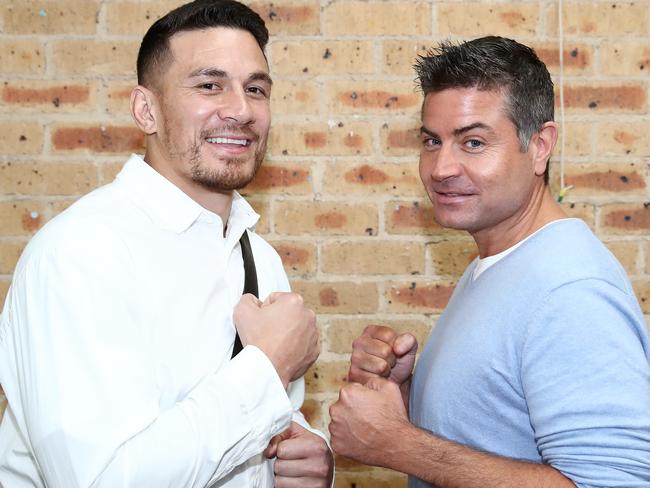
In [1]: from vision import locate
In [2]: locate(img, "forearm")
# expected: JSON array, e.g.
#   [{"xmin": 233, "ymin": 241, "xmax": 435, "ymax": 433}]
[
  {"xmin": 387, "ymin": 424, "xmax": 575, "ymax": 488},
  {"xmin": 35, "ymin": 347, "xmax": 292, "ymax": 487}
]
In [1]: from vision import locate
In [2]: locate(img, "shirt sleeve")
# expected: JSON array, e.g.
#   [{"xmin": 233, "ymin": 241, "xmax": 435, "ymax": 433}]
[
  {"xmin": 0, "ymin": 228, "xmax": 293, "ymax": 488},
  {"xmin": 521, "ymin": 278, "xmax": 650, "ymax": 487}
]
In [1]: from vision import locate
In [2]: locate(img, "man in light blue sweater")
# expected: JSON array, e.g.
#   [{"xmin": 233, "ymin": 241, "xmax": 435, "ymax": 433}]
[{"xmin": 329, "ymin": 36, "xmax": 650, "ymax": 487}]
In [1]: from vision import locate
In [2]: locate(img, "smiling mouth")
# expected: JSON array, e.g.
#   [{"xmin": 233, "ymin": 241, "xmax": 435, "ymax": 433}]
[
  {"xmin": 205, "ymin": 136, "xmax": 251, "ymax": 146},
  {"xmin": 436, "ymin": 191, "xmax": 472, "ymax": 197}
]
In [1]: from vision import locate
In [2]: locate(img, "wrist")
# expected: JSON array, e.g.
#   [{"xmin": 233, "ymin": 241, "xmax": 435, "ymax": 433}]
[{"xmin": 255, "ymin": 346, "xmax": 291, "ymax": 390}]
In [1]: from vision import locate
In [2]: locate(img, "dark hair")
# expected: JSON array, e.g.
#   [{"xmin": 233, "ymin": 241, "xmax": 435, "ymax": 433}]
[
  {"xmin": 415, "ymin": 36, "xmax": 555, "ymax": 184},
  {"xmin": 137, "ymin": 0, "xmax": 269, "ymax": 88}
]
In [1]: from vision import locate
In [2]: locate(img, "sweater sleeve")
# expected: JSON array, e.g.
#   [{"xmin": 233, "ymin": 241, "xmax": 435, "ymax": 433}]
[{"xmin": 521, "ymin": 278, "xmax": 650, "ymax": 488}]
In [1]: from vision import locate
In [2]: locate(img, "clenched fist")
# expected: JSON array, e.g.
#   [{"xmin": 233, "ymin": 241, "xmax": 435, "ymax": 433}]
[{"xmin": 234, "ymin": 292, "xmax": 319, "ymax": 388}]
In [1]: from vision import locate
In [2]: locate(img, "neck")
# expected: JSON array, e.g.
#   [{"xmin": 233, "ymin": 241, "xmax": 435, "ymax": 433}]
[
  {"xmin": 143, "ymin": 149, "xmax": 234, "ymax": 226},
  {"xmin": 472, "ymin": 184, "xmax": 567, "ymax": 258}
]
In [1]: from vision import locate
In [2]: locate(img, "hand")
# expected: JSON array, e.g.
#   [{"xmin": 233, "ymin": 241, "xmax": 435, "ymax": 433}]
[
  {"xmin": 329, "ymin": 377, "xmax": 412, "ymax": 467},
  {"xmin": 349, "ymin": 325, "xmax": 417, "ymax": 386},
  {"xmin": 233, "ymin": 292, "xmax": 319, "ymax": 388},
  {"xmin": 264, "ymin": 422, "xmax": 333, "ymax": 488}
]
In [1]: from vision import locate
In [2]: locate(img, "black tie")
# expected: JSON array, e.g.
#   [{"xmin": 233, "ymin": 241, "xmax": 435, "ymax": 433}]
[{"xmin": 232, "ymin": 230, "xmax": 258, "ymax": 358}]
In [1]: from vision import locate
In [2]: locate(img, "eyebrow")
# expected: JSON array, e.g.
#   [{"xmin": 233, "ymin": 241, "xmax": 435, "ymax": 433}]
[
  {"xmin": 188, "ymin": 67, "xmax": 273, "ymax": 86},
  {"xmin": 420, "ymin": 122, "xmax": 495, "ymax": 139},
  {"xmin": 452, "ymin": 122, "xmax": 494, "ymax": 137}
]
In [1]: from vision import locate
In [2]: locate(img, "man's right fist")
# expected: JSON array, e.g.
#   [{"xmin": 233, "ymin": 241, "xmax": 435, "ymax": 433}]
[
  {"xmin": 234, "ymin": 292, "xmax": 319, "ymax": 388},
  {"xmin": 349, "ymin": 325, "xmax": 417, "ymax": 387}
]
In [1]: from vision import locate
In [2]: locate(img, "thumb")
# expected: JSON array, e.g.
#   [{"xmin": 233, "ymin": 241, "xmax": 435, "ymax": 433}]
[
  {"xmin": 393, "ymin": 333, "xmax": 417, "ymax": 357},
  {"xmin": 365, "ymin": 376, "xmax": 390, "ymax": 391},
  {"xmin": 263, "ymin": 424, "xmax": 296, "ymax": 458},
  {"xmin": 262, "ymin": 291, "xmax": 287, "ymax": 306}
]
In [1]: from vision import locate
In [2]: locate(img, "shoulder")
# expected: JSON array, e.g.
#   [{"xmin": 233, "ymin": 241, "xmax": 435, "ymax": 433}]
[
  {"xmin": 15, "ymin": 183, "xmax": 136, "ymax": 278},
  {"xmin": 518, "ymin": 219, "xmax": 632, "ymax": 294}
]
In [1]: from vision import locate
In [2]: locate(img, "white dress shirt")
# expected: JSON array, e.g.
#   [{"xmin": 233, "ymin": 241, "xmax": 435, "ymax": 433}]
[{"xmin": 0, "ymin": 154, "xmax": 316, "ymax": 487}]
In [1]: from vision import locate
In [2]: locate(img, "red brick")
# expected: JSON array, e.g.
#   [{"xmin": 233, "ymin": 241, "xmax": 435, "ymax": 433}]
[
  {"xmin": 270, "ymin": 122, "xmax": 372, "ymax": 156},
  {"xmin": 269, "ymin": 240, "xmax": 316, "ymax": 276},
  {"xmin": 385, "ymin": 201, "xmax": 465, "ymax": 237},
  {"xmin": 291, "ymin": 280, "xmax": 378, "ymax": 313},
  {"xmin": 323, "ymin": 162, "xmax": 425, "ymax": 197},
  {"xmin": 243, "ymin": 163, "xmax": 312, "ymax": 194},
  {"xmin": 532, "ymin": 43, "xmax": 593, "ymax": 75},
  {"xmin": 558, "ymin": 163, "xmax": 647, "ymax": 197},
  {"xmin": 275, "ymin": 202, "xmax": 378, "ymax": 236},
  {"xmin": 380, "ymin": 122, "xmax": 422, "ymax": 156},
  {"xmin": 386, "ymin": 281, "xmax": 455, "ymax": 313},
  {"xmin": 559, "ymin": 84, "xmax": 646, "ymax": 113},
  {"xmin": 52, "ymin": 126, "xmax": 145, "ymax": 153},
  {"xmin": 600, "ymin": 204, "xmax": 650, "ymax": 235},
  {"xmin": 327, "ymin": 81, "xmax": 420, "ymax": 114},
  {"xmin": 1, "ymin": 81, "xmax": 98, "ymax": 113}
]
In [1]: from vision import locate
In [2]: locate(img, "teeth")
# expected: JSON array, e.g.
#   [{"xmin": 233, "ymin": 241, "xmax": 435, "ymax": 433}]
[{"xmin": 206, "ymin": 137, "xmax": 249, "ymax": 146}]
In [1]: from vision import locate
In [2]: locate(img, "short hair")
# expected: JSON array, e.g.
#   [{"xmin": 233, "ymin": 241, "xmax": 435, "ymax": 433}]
[
  {"xmin": 137, "ymin": 0, "xmax": 269, "ymax": 88},
  {"xmin": 415, "ymin": 36, "xmax": 555, "ymax": 183}
]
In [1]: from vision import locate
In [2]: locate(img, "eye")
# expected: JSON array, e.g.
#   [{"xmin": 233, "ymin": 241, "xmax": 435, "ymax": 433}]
[
  {"xmin": 422, "ymin": 136, "xmax": 441, "ymax": 149},
  {"xmin": 246, "ymin": 85, "xmax": 269, "ymax": 98},
  {"xmin": 199, "ymin": 83, "xmax": 220, "ymax": 91},
  {"xmin": 464, "ymin": 139, "xmax": 484, "ymax": 150}
]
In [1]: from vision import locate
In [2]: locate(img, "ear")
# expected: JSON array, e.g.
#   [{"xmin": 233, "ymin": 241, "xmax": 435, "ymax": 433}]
[
  {"xmin": 130, "ymin": 86, "xmax": 158, "ymax": 135},
  {"xmin": 529, "ymin": 121, "xmax": 558, "ymax": 177}
]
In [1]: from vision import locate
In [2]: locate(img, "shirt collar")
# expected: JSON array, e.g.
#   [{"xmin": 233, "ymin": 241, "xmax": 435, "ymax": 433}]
[{"xmin": 114, "ymin": 154, "xmax": 259, "ymax": 235}]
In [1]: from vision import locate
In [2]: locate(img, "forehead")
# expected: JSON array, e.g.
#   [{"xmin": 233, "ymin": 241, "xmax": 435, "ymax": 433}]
[
  {"xmin": 422, "ymin": 87, "xmax": 509, "ymax": 128},
  {"xmin": 167, "ymin": 27, "xmax": 268, "ymax": 76}
]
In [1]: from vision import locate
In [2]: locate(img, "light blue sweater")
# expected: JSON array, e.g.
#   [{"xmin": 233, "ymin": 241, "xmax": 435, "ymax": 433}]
[{"xmin": 409, "ymin": 219, "xmax": 650, "ymax": 487}]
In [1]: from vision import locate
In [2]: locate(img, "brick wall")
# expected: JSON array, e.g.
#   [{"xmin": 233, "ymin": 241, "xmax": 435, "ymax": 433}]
[{"xmin": 1, "ymin": 1, "xmax": 649, "ymax": 486}]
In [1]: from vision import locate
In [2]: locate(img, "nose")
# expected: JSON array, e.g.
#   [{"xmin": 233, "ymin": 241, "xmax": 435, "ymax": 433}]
[
  {"xmin": 217, "ymin": 88, "xmax": 253, "ymax": 125},
  {"xmin": 422, "ymin": 143, "xmax": 462, "ymax": 182}
]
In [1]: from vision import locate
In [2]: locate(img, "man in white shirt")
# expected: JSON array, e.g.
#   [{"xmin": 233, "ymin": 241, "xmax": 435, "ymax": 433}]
[{"xmin": 0, "ymin": 1, "xmax": 333, "ymax": 486}]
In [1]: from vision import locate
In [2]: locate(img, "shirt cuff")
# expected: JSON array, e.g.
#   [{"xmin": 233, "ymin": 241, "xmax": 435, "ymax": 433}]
[{"xmin": 229, "ymin": 345, "xmax": 293, "ymax": 438}]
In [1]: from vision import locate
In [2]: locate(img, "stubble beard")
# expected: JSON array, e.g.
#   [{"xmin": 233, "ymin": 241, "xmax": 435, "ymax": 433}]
[
  {"xmin": 188, "ymin": 135, "xmax": 267, "ymax": 192},
  {"xmin": 160, "ymin": 118, "xmax": 267, "ymax": 192}
]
